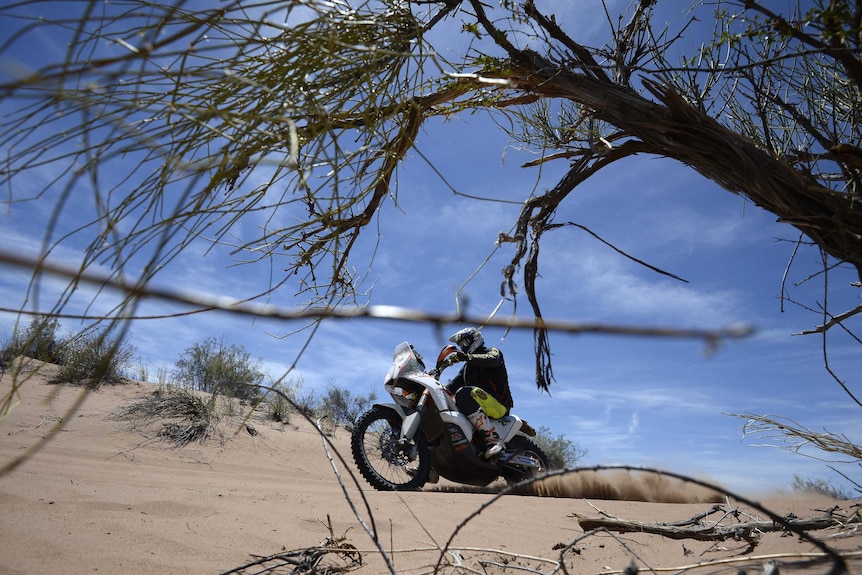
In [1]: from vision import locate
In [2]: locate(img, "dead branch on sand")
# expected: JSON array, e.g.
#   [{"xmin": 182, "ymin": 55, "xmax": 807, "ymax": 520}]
[
  {"xmin": 432, "ymin": 467, "xmax": 857, "ymax": 575},
  {"xmin": 578, "ymin": 512, "xmax": 837, "ymax": 543},
  {"xmin": 218, "ymin": 542, "xmax": 361, "ymax": 575},
  {"xmin": 576, "ymin": 503, "xmax": 852, "ymax": 544},
  {"xmin": 594, "ymin": 551, "xmax": 862, "ymax": 575},
  {"xmin": 220, "ymin": 515, "xmax": 362, "ymax": 575}
]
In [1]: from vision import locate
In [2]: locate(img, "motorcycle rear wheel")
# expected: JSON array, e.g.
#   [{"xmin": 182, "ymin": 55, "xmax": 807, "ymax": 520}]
[
  {"xmin": 502, "ymin": 435, "xmax": 551, "ymax": 486},
  {"xmin": 351, "ymin": 405, "xmax": 431, "ymax": 491}
]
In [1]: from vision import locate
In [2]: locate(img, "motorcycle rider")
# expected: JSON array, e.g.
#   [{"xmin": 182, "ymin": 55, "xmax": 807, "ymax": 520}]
[{"xmin": 440, "ymin": 327, "xmax": 514, "ymax": 458}]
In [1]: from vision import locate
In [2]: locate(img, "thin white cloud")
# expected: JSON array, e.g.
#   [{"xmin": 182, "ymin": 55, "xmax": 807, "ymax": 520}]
[
  {"xmin": 533, "ymin": 242, "xmax": 748, "ymax": 325},
  {"xmin": 627, "ymin": 411, "xmax": 639, "ymax": 435}
]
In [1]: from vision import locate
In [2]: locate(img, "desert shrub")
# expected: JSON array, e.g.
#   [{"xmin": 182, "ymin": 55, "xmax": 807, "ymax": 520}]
[
  {"xmin": 791, "ymin": 475, "xmax": 856, "ymax": 500},
  {"xmin": 173, "ymin": 336, "xmax": 266, "ymax": 401},
  {"xmin": 317, "ymin": 384, "xmax": 376, "ymax": 431},
  {"xmin": 265, "ymin": 377, "xmax": 306, "ymax": 424},
  {"xmin": 0, "ymin": 334, "xmax": 11, "ymax": 372},
  {"xmin": 267, "ymin": 386, "xmax": 293, "ymax": 423},
  {"xmin": 4, "ymin": 316, "xmax": 64, "ymax": 364},
  {"xmin": 51, "ymin": 327, "xmax": 136, "ymax": 388},
  {"xmin": 112, "ymin": 386, "xmax": 219, "ymax": 446},
  {"xmin": 112, "ymin": 385, "xmax": 265, "ymax": 447},
  {"xmin": 266, "ymin": 378, "xmax": 325, "ymax": 420},
  {"xmin": 291, "ymin": 385, "xmax": 323, "ymax": 418},
  {"xmin": 532, "ymin": 426, "xmax": 588, "ymax": 470}
]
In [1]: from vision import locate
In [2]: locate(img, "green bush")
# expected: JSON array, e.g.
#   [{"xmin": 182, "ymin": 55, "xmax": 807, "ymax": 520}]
[
  {"xmin": 291, "ymin": 386, "xmax": 322, "ymax": 419},
  {"xmin": 0, "ymin": 334, "xmax": 10, "ymax": 372},
  {"xmin": 317, "ymin": 384, "xmax": 376, "ymax": 431},
  {"xmin": 265, "ymin": 377, "xmax": 305, "ymax": 424},
  {"xmin": 532, "ymin": 426, "xmax": 588, "ymax": 470},
  {"xmin": 4, "ymin": 316, "xmax": 64, "ymax": 364},
  {"xmin": 51, "ymin": 327, "xmax": 136, "ymax": 388},
  {"xmin": 173, "ymin": 336, "xmax": 266, "ymax": 401}
]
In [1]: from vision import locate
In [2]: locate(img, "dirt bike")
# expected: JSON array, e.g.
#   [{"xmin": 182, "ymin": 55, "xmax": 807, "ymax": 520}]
[{"xmin": 350, "ymin": 341, "xmax": 550, "ymax": 491}]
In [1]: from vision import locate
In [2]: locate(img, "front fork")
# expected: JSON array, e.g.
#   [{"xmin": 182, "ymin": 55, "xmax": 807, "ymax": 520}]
[{"xmin": 398, "ymin": 390, "xmax": 430, "ymax": 446}]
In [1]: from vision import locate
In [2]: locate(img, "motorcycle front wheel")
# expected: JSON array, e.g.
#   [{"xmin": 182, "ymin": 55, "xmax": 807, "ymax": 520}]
[{"xmin": 351, "ymin": 405, "xmax": 431, "ymax": 491}]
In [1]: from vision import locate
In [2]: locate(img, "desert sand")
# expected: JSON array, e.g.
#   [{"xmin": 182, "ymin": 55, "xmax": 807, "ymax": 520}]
[{"xmin": 1, "ymin": 360, "xmax": 859, "ymax": 575}]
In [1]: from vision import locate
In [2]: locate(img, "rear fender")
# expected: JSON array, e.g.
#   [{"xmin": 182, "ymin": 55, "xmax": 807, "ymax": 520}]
[
  {"xmin": 494, "ymin": 415, "xmax": 525, "ymax": 444},
  {"xmin": 518, "ymin": 419, "xmax": 537, "ymax": 437}
]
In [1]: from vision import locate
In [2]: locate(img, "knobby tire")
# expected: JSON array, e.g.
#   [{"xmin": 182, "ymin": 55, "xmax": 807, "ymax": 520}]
[{"xmin": 351, "ymin": 405, "xmax": 430, "ymax": 491}]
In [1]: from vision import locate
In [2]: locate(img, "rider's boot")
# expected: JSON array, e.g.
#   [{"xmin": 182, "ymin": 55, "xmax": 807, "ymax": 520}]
[{"xmin": 466, "ymin": 410, "xmax": 503, "ymax": 458}]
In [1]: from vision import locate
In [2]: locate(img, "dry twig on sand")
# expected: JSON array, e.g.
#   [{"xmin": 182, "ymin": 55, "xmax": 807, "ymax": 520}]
[
  {"xmin": 219, "ymin": 544, "xmax": 361, "ymax": 575},
  {"xmin": 221, "ymin": 515, "xmax": 362, "ymax": 575},
  {"xmin": 576, "ymin": 504, "xmax": 845, "ymax": 543}
]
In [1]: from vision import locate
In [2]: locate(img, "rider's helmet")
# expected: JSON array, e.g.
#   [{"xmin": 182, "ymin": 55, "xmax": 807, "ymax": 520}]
[{"xmin": 448, "ymin": 327, "xmax": 485, "ymax": 354}]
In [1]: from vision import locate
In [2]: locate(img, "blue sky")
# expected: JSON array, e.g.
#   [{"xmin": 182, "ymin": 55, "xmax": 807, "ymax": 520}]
[{"xmin": 1, "ymin": 1, "xmax": 860, "ymax": 497}]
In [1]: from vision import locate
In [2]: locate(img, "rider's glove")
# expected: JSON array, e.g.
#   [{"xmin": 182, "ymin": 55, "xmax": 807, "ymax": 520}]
[
  {"xmin": 440, "ymin": 351, "xmax": 467, "ymax": 368},
  {"xmin": 451, "ymin": 351, "xmax": 468, "ymax": 363},
  {"xmin": 432, "ymin": 351, "xmax": 469, "ymax": 376}
]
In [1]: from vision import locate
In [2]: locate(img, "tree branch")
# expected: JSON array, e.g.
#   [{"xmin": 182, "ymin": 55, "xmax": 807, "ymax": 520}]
[{"xmin": 578, "ymin": 514, "xmax": 841, "ymax": 542}]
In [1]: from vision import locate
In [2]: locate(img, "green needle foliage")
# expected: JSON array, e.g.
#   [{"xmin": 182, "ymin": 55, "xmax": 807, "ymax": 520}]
[{"xmin": 1, "ymin": 0, "xmax": 464, "ymax": 310}]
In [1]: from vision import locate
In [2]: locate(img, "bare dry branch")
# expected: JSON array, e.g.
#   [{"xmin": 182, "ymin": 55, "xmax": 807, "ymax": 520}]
[
  {"xmin": 0, "ymin": 248, "xmax": 753, "ymax": 345},
  {"xmin": 732, "ymin": 412, "xmax": 862, "ymax": 462},
  {"xmin": 796, "ymin": 304, "xmax": 862, "ymax": 335},
  {"xmin": 577, "ymin": 512, "xmax": 843, "ymax": 542}
]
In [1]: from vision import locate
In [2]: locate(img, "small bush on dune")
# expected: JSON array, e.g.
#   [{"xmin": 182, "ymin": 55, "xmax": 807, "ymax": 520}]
[
  {"xmin": 267, "ymin": 389, "xmax": 293, "ymax": 423},
  {"xmin": 317, "ymin": 384, "xmax": 376, "ymax": 432},
  {"xmin": 0, "ymin": 317, "xmax": 135, "ymax": 388},
  {"xmin": 133, "ymin": 359, "xmax": 171, "ymax": 386},
  {"xmin": 265, "ymin": 377, "xmax": 305, "ymax": 424},
  {"xmin": 533, "ymin": 426, "xmax": 588, "ymax": 470},
  {"xmin": 173, "ymin": 336, "xmax": 266, "ymax": 402},
  {"xmin": 259, "ymin": 379, "xmax": 374, "ymax": 431},
  {"xmin": 291, "ymin": 386, "xmax": 322, "ymax": 419},
  {"xmin": 113, "ymin": 386, "xmax": 221, "ymax": 447},
  {"xmin": 0, "ymin": 336, "xmax": 11, "ymax": 374},
  {"xmin": 3, "ymin": 316, "xmax": 64, "ymax": 365},
  {"xmin": 51, "ymin": 328, "xmax": 136, "ymax": 389}
]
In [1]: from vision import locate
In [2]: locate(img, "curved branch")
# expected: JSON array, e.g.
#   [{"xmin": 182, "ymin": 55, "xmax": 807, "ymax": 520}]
[
  {"xmin": 468, "ymin": 1, "xmax": 862, "ymax": 280},
  {"xmin": 563, "ymin": 222, "xmax": 688, "ymax": 283},
  {"xmin": 796, "ymin": 303, "xmax": 862, "ymax": 335},
  {"xmin": 509, "ymin": 54, "xmax": 862, "ymax": 280},
  {"xmin": 503, "ymin": 142, "xmax": 647, "ymax": 391}
]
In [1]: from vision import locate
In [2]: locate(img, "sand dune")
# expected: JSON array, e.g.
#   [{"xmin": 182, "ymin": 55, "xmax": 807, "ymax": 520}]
[{"xmin": 1, "ymin": 361, "xmax": 859, "ymax": 575}]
